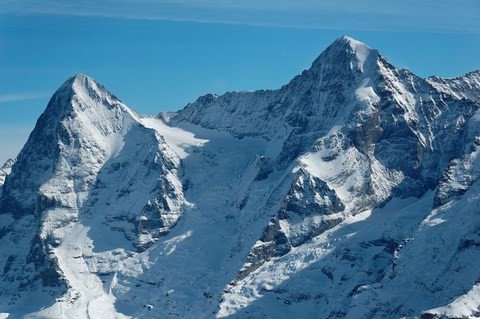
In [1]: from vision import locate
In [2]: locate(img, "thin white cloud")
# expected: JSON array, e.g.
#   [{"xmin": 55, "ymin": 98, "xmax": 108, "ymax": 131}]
[
  {"xmin": 0, "ymin": 92, "xmax": 49, "ymax": 103},
  {"xmin": 1, "ymin": 0, "xmax": 479, "ymax": 33}
]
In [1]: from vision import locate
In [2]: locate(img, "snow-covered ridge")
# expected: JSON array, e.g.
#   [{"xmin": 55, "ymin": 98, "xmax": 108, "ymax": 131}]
[
  {"xmin": 171, "ymin": 36, "xmax": 380, "ymax": 141},
  {"xmin": 2, "ymin": 36, "xmax": 480, "ymax": 319},
  {"xmin": 427, "ymin": 70, "xmax": 480, "ymax": 102}
]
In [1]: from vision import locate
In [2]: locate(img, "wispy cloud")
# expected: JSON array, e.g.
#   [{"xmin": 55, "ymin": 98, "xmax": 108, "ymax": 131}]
[
  {"xmin": 0, "ymin": 92, "xmax": 49, "ymax": 103},
  {"xmin": 1, "ymin": 0, "xmax": 479, "ymax": 33}
]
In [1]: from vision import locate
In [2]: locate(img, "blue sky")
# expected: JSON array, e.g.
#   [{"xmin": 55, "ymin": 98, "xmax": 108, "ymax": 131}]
[{"xmin": 0, "ymin": 0, "xmax": 479, "ymax": 164}]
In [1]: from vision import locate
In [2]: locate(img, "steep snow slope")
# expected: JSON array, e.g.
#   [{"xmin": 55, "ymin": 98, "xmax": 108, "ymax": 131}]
[{"xmin": 1, "ymin": 36, "xmax": 480, "ymax": 319}]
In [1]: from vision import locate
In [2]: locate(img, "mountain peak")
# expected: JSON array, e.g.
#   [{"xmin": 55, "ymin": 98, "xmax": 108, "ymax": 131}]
[
  {"xmin": 330, "ymin": 35, "xmax": 372, "ymax": 52},
  {"xmin": 311, "ymin": 35, "xmax": 379, "ymax": 73},
  {"xmin": 57, "ymin": 73, "xmax": 91, "ymax": 91},
  {"xmin": 70, "ymin": 72, "xmax": 89, "ymax": 82},
  {"xmin": 45, "ymin": 73, "xmax": 126, "ymax": 119},
  {"xmin": 336, "ymin": 35, "xmax": 366, "ymax": 46},
  {"xmin": 60, "ymin": 73, "xmax": 107, "ymax": 99}
]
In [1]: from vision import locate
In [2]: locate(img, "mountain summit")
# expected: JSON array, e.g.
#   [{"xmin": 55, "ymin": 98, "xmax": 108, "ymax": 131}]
[
  {"xmin": 1, "ymin": 36, "xmax": 480, "ymax": 318},
  {"xmin": 311, "ymin": 35, "xmax": 379, "ymax": 73},
  {"xmin": 1, "ymin": 73, "xmax": 134, "ymax": 217}
]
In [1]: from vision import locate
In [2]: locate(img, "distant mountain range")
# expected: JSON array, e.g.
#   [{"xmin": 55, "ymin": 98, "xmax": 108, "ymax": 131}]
[{"xmin": 1, "ymin": 35, "xmax": 480, "ymax": 318}]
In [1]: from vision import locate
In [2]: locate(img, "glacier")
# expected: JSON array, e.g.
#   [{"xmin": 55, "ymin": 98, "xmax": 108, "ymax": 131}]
[{"xmin": 1, "ymin": 35, "xmax": 480, "ymax": 318}]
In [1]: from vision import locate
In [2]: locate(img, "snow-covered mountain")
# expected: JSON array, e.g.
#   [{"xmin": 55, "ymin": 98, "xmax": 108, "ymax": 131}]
[{"xmin": 1, "ymin": 35, "xmax": 480, "ymax": 318}]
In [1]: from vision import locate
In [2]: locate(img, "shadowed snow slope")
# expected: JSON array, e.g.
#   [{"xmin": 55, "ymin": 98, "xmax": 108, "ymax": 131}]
[{"xmin": 1, "ymin": 36, "xmax": 480, "ymax": 319}]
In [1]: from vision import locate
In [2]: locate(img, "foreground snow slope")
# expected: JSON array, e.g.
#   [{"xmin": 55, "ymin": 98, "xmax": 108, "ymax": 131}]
[{"xmin": 1, "ymin": 36, "xmax": 480, "ymax": 318}]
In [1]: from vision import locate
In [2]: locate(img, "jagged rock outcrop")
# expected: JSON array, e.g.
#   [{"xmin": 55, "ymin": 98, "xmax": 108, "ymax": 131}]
[
  {"xmin": 0, "ymin": 159, "xmax": 14, "ymax": 199},
  {"xmin": 237, "ymin": 169, "xmax": 344, "ymax": 281}
]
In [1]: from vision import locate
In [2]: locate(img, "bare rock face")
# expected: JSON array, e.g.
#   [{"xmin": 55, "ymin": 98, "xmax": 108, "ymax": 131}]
[
  {"xmin": 434, "ymin": 136, "xmax": 480, "ymax": 207},
  {"xmin": 237, "ymin": 169, "xmax": 344, "ymax": 281}
]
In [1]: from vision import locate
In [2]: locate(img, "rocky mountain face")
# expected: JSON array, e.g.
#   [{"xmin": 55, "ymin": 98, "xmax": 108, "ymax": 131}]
[{"xmin": 1, "ymin": 36, "xmax": 480, "ymax": 318}]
